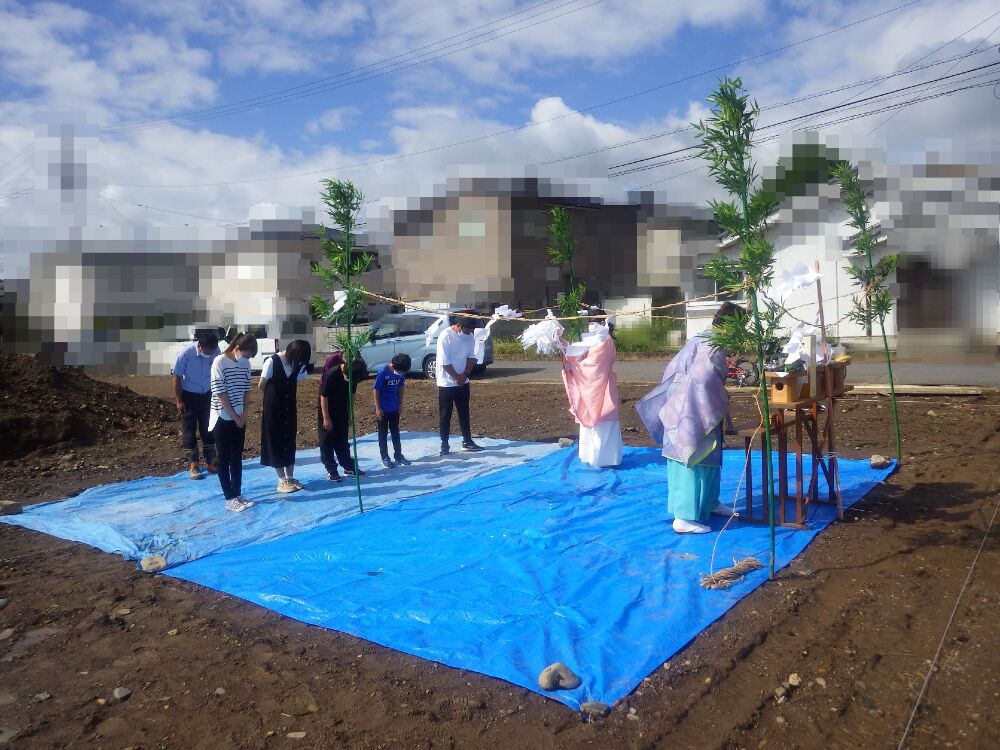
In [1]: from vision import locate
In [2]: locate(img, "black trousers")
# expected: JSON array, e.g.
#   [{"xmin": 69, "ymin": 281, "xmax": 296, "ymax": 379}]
[
  {"xmin": 377, "ymin": 411, "xmax": 403, "ymax": 460},
  {"xmin": 181, "ymin": 391, "xmax": 215, "ymax": 463},
  {"xmin": 319, "ymin": 415, "xmax": 357, "ymax": 474},
  {"xmin": 438, "ymin": 384, "xmax": 471, "ymax": 445},
  {"xmin": 212, "ymin": 419, "xmax": 245, "ymax": 500}
]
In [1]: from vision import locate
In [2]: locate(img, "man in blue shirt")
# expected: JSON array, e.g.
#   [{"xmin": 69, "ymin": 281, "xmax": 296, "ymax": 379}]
[
  {"xmin": 373, "ymin": 353, "xmax": 412, "ymax": 469},
  {"xmin": 172, "ymin": 332, "xmax": 221, "ymax": 479}
]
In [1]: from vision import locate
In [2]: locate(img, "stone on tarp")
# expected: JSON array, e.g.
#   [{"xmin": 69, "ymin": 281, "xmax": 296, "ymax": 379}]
[
  {"xmin": 538, "ymin": 662, "xmax": 581, "ymax": 691},
  {"xmin": 140, "ymin": 555, "xmax": 167, "ymax": 573},
  {"xmin": 869, "ymin": 454, "xmax": 890, "ymax": 469},
  {"xmin": 579, "ymin": 701, "xmax": 609, "ymax": 718}
]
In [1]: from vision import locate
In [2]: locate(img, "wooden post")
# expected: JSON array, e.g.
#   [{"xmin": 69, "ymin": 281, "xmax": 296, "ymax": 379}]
[{"xmin": 814, "ymin": 260, "xmax": 843, "ymax": 519}]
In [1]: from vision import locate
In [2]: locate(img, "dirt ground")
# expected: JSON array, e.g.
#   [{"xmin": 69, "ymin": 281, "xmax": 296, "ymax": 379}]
[{"xmin": 1, "ymin": 356, "xmax": 998, "ymax": 749}]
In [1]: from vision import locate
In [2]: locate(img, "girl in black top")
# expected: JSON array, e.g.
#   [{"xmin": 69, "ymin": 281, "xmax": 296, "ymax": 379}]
[
  {"xmin": 258, "ymin": 339, "xmax": 311, "ymax": 493},
  {"xmin": 318, "ymin": 352, "xmax": 367, "ymax": 481}
]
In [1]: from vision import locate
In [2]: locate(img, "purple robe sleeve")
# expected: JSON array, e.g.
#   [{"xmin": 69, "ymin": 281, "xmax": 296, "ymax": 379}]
[{"xmin": 635, "ymin": 336, "xmax": 729, "ymax": 466}]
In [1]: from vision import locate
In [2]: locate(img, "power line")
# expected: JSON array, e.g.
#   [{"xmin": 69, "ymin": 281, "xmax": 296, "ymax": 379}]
[
  {"xmin": 610, "ymin": 76, "xmax": 1000, "ymax": 178},
  {"xmin": 611, "ymin": 59, "xmax": 1000, "ymax": 170},
  {"xmin": 100, "ymin": 194, "xmax": 136, "ymax": 228},
  {"xmin": 792, "ymin": 7, "xmax": 1000, "ymax": 134},
  {"xmin": 541, "ymin": 45, "xmax": 999, "ymax": 169},
  {"xmin": 0, "ymin": 151, "xmax": 34, "ymax": 193},
  {"xmin": 101, "ymin": 194, "xmax": 245, "ymax": 226},
  {"xmin": 609, "ymin": 60, "xmax": 1000, "ymax": 174},
  {"xmin": 632, "ymin": 165, "xmax": 705, "ymax": 191},
  {"xmin": 0, "ymin": 144, "xmax": 32, "ymax": 180},
  {"xmin": 109, "ymin": 0, "xmax": 926, "ymax": 190},
  {"xmin": 107, "ymin": 0, "xmax": 604, "ymax": 133},
  {"xmin": 868, "ymin": 17, "xmax": 1000, "ymax": 133}
]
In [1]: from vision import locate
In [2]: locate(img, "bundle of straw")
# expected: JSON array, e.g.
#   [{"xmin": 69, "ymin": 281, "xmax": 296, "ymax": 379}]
[{"xmin": 700, "ymin": 557, "xmax": 764, "ymax": 590}]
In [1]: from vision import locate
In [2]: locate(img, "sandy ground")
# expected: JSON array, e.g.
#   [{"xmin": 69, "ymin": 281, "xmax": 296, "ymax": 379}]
[{"xmin": 0, "ymin": 366, "xmax": 998, "ymax": 748}]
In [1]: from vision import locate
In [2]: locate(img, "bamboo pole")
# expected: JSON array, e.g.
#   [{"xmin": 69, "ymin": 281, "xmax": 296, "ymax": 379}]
[
  {"xmin": 814, "ymin": 260, "xmax": 842, "ymax": 519},
  {"xmin": 345, "ymin": 239, "xmax": 364, "ymax": 514}
]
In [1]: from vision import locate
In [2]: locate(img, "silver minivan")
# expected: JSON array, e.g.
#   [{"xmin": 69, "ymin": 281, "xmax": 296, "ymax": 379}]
[
  {"xmin": 357, "ymin": 310, "xmax": 493, "ymax": 379},
  {"xmin": 223, "ymin": 323, "xmax": 316, "ymax": 373}
]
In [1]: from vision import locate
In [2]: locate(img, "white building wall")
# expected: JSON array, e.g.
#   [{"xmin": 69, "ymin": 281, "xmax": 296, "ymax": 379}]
[
  {"xmin": 685, "ymin": 191, "xmax": 900, "ymax": 344},
  {"xmin": 766, "ymin": 199, "xmax": 896, "ymax": 342},
  {"xmin": 604, "ymin": 296, "xmax": 653, "ymax": 328}
]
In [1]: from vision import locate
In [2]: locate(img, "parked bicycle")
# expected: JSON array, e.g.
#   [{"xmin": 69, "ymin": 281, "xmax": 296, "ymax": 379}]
[
  {"xmin": 725, "ymin": 337, "xmax": 791, "ymax": 387},
  {"xmin": 726, "ymin": 356, "xmax": 760, "ymax": 387}
]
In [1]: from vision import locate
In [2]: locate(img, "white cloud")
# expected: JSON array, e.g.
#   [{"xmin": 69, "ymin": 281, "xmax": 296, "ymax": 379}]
[
  {"xmin": 358, "ymin": 0, "xmax": 767, "ymax": 87},
  {"xmin": 2, "ymin": 0, "xmax": 998, "ymax": 239},
  {"xmin": 737, "ymin": 0, "xmax": 1000, "ymax": 151},
  {"xmin": 125, "ymin": 0, "xmax": 369, "ymax": 75},
  {"xmin": 305, "ymin": 106, "xmax": 361, "ymax": 134},
  {"xmin": 0, "ymin": 2, "xmax": 217, "ymax": 122}
]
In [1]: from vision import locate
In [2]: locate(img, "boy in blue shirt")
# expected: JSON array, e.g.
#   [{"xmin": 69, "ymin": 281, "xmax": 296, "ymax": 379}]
[{"xmin": 373, "ymin": 354, "xmax": 412, "ymax": 468}]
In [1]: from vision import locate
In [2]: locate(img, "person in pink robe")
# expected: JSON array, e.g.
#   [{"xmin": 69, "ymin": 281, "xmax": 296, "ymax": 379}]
[{"xmin": 561, "ymin": 321, "xmax": 623, "ymax": 467}]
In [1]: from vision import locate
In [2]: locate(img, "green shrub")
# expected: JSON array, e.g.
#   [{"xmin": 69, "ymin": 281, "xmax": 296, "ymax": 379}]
[
  {"xmin": 613, "ymin": 320, "xmax": 682, "ymax": 354},
  {"xmin": 492, "ymin": 319, "xmax": 683, "ymax": 359},
  {"xmin": 492, "ymin": 337, "xmax": 529, "ymax": 358}
]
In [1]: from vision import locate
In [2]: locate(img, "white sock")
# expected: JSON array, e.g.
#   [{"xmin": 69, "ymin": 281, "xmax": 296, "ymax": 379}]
[{"xmin": 673, "ymin": 518, "xmax": 711, "ymax": 534}]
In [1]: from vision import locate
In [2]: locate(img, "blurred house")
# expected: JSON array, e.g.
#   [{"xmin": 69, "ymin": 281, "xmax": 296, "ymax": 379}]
[
  {"xmin": 1, "ymin": 214, "xmax": 337, "ymax": 373},
  {"xmin": 364, "ymin": 176, "xmax": 719, "ymax": 332},
  {"xmin": 684, "ymin": 160, "xmax": 1000, "ymax": 356}
]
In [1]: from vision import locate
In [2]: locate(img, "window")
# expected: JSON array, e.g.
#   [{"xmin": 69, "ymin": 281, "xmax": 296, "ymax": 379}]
[
  {"xmin": 398, "ymin": 317, "xmax": 432, "ymax": 337},
  {"xmin": 281, "ymin": 318, "xmax": 308, "ymax": 335},
  {"xmin": 458, "ymin": 221, "xmax": 486, "ymax": 238},
  {"xmin": 373, "ymin": 321, "xmax": 400, "ymax": 339},
  {"xmin": 241, "ymin": 325, "xmax": 268, "ymax": 339}
]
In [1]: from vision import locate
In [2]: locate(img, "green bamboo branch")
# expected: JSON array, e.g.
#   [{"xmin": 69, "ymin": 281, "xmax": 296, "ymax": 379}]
[
  {"xmin": 694, "ymin": 77, "xmax": 780, "ymax": 578},
  {"xmin": 830, "ymin": 161, "xmax": 902, "ymax": 464},
  {"xmin": 313, "ymin": 178, "xmax": 372, "ymax": 513}
]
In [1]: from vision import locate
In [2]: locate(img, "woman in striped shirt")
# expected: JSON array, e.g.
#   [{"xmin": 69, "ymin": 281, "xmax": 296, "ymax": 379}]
[{"xmin": 210, "ymin": 333, "xmax": 258, "ymax": 512}]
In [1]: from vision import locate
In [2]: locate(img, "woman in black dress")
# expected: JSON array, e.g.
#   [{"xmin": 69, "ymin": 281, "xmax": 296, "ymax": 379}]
[
  {"xmin": 318, "ymin": 352, "xmax": 367, "ymax": 481},
  {"xmin": 258, "ymin": 339, "xmax": 311, "ymax": 493}
]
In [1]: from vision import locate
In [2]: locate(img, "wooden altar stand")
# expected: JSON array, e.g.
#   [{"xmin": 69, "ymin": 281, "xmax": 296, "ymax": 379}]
[{"xmin": 735, "ymin": 375, "xmax": 850, "ymax": 530}]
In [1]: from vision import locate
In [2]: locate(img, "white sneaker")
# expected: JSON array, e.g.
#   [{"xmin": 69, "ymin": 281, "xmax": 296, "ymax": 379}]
[
  {"xmin": 673, "ymin": 518, "xmax": 711, "ymax": 534},
  {"xmin": 710, "ymin": 503, "xmax": 737, "ymax": 517},
  {"xmin": 226, "ymin": 496, "xmax": 254, "ymax": 513},
  {"xmin": 277, "ymin": 478, "xmax": 298, "ymax": 493}
]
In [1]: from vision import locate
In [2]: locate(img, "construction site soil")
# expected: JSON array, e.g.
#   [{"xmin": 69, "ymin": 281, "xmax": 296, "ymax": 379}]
[{"xmin": 0, "ymin": 354, "xmax": 997, "ymax": 749}]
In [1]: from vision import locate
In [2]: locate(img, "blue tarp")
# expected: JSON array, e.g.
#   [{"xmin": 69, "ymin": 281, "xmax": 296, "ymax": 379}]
[
  {"xmin": 165, "ymin": 446, "xmax": 893, "ymax": 709},
  {"xmin": 0, "ymin": 433, "xmax": 559, "ymax": 568}
]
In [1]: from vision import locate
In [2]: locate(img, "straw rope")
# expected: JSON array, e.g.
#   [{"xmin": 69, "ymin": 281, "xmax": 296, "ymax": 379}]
[{"xmin": 357, "ymin": 288, "xmax": 861, "ymax": 326}]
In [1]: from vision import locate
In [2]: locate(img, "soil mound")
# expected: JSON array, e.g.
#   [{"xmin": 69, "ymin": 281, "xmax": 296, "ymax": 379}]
[{"xmin": 0, "ymin": 354, "xmax": 174, "ymax": 460}]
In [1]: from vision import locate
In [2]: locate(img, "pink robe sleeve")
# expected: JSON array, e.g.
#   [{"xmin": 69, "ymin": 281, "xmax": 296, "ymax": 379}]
[{"xmin": 561, "ymin": 337, "xmax": 620, "ymax": 428}]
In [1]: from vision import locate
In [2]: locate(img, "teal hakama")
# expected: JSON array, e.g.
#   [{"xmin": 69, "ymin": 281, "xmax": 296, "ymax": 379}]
[
  {"xmin": 635, "ymin": 334, "xmax": 729, "ymax": 525},
  {"xmin": 666, "ymin": 423, "xmax": 723, "ymax": 524}
]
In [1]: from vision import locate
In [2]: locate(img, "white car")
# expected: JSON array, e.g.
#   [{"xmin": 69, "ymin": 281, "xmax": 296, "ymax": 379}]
[
  {"xmin": 223, "ymin": 324, "xmax": 316, "ymax": 373},
  {"xmin": 357, "ymin": 309, "xmax": 493, "ymax": 379}
]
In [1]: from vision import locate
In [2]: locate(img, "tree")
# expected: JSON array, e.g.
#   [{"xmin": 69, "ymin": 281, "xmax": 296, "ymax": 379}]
[
  {"xmin": 761, "ymin": 140, "xmax": 842, "ymax": 207},
  {"xmin": 311, "ymin": 178, "xmax": 373, "ymax": 513},
  {"xmin": 693, "ymin": 77, "xmax": 780, "ymax": 577},
  {"xmin": 830, "ymin": 161, "xmax": 902, "ymax": 463},
  {"xmin": 545, "ymin": 206, "xmax": 586, "ymax": 341}
]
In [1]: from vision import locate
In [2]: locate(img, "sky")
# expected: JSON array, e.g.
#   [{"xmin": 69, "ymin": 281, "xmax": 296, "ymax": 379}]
[{"xmin": 0, "ymin": 0, "xmax": 998, "ymax": 229}]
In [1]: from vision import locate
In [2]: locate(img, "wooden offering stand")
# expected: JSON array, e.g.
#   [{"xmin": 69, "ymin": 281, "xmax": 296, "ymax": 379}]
[
  {"xmin": 734, "ymin": 259, "xmax": 849, "ymax": 530},
  {"xmin": 735, "ymin": 372, "xmax": 850, "ymax": 529}
]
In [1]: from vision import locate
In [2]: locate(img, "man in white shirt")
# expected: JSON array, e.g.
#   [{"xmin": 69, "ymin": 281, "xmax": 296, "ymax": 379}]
[{"xmin": 436, "ymin": 315, "xmax": 485, "ymax": 456}]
